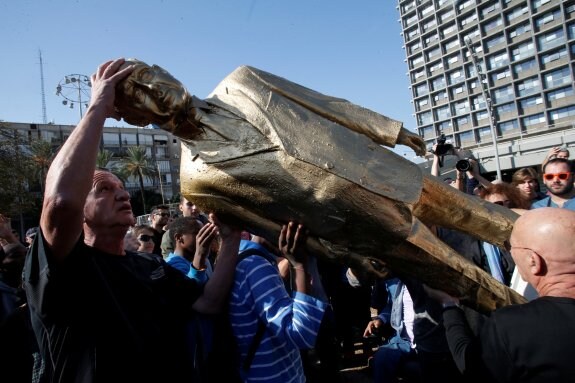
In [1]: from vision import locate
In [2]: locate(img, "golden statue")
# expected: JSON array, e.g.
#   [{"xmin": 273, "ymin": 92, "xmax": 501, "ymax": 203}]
[{"xmin": 115, "ymin": 59, "xmax": 525, "ymax": 313}]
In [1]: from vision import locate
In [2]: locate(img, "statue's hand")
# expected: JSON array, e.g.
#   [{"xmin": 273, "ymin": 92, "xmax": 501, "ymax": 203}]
[{"xmin": 397, "ymin": 127, "xmax": 426, "ymax": 157}]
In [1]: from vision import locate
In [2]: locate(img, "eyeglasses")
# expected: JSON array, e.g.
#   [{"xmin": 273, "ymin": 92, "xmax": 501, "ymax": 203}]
[
  {"xmin": 543, "ymin": 172, "xmax": 572, "ymax": 181},
  {"xmin": 503, "ymin": 241, "xmax": 534, "ymax": 253},
  {"xmin": 137, "ymin": 234, "xmax": 153, "ymax": 242},
  {"xmin": 155, "ymin": 213, "xmax": 170, "ymax": 217}
]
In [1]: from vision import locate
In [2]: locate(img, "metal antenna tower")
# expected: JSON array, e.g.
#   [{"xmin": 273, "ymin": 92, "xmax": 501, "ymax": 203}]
[
  {"xmin": 464, "ymin": 37, "xmax": 502, "ymax": 181},
  {"xmin": 39, "ymin": 50, "xmax": 48, "ymax": 124}
]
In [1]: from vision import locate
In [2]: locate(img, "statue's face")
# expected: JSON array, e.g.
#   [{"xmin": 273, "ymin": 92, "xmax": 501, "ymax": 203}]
[{"xmin": 115, "ymin": 59, "xmax": 189, "ymax": 128}]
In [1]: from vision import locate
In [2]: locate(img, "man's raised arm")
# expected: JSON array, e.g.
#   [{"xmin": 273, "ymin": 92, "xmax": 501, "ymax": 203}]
[{"xmin": 40, "ymin": 59, "xmax": 134, "ymax": 261}]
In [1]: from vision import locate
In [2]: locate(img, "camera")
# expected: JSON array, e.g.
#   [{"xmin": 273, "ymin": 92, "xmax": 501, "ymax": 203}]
[
  {"xmin": 431, "ymin": 134, "xmax": 453, "ymax": 156},
  {"xmin": 455, "ymin": 158, "xmax": 472, "ymax": 172}
]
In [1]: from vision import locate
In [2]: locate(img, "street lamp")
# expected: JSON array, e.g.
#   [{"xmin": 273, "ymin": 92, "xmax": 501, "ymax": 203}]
[{"xmin": 55, "ymin": 74, "xmax": 91, "ymax": 120}]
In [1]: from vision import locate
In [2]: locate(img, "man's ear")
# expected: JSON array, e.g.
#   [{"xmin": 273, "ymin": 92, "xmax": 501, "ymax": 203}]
[
  {"xmin": 530, "ymin": 252, "xmax": 546, "ymax": 276},
  {"xmin": 174, "ymin": 233, "xmax": 183, "ymax": 243}
]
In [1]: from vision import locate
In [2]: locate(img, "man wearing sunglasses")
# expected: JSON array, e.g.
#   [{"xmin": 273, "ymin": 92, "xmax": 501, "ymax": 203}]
[
  {"xmin": 149, "ymin": 205, "xmax": 170, "ymax": 255},
  {"xmin": 531, "ymin": 158, "xmax": 575, "ymax": 210}
]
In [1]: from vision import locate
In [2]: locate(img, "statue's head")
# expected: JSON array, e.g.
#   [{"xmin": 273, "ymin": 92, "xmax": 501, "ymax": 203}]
[{"xmin": 115, "ymin": 59, "xmax": 192, "ymax": 134}]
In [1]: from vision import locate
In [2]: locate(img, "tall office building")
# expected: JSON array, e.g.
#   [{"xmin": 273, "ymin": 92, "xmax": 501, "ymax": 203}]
[{"xmin": 398, "ymin": 0, "xmax": 575, "ymax": 175}]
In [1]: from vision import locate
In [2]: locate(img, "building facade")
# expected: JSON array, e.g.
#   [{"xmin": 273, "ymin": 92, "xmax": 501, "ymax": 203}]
[
  {"xmin": 3, "ymin": 121, "xmax": 182, "ymax": 200},
  {"xmin": 398, "ymin": 0, "xmax": 575, "ymax": 177}
]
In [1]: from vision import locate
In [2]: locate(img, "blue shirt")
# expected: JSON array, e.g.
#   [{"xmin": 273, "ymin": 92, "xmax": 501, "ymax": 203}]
[
  {"xmin": 230, "ymin": 240, "xmax": 327, "ymax": 383},
  {"xmin": 165, "ymin": 252, "xmax": 211, "ymax": 284},
  {"xmin": 531, "ymin": 196, "xmax": 575, "ymax": 211}
]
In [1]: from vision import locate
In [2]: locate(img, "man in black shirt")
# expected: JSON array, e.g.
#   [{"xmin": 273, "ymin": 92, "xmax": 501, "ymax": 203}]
[
  {"xmin": 428, "ymin": 207, "xmax": 575, "ymax": 383},
  {"xmin": 23, "ymin": 58, "xmax": 241, "ymax": 382}
]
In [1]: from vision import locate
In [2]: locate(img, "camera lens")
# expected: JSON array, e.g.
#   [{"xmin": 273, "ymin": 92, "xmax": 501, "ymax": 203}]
[{"xmin": 456, "ymin": 159, "xmax": 471, "ymax": 172}]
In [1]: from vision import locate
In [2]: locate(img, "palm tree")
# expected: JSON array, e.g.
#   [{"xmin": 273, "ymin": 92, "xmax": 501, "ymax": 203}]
[
  {"xmin": 118, "ymin": 146, "xmax": 156, "ymax": 214},
  {"xmin": 96, "ymin": 149, "xmax": 114, "ymax": 170},
  {"xmin": 29, "ymin": 139, "xmax": 57, "ymax": 196}
]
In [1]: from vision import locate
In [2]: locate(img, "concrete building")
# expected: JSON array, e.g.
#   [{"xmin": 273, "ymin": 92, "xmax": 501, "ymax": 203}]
[
  {"xmin": 3, "ymin": 121, "xmax": 182, "ymax": 200},
  {"xmin": 398, "ymin": 0, "xmax": 575, "ymax": 179}
]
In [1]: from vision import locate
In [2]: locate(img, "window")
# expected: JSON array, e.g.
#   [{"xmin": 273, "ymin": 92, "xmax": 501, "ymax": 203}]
[
  {"xmin": 405, "ymin": 14, "xmax": 418, "ymax": 27},
  {"xmin": 402, "ymin": 1, "xmax": 416, "ymax": 13},
  {"xmin": 458, "ymin": 131, "xmax": 475, "ymax": 145},
  {"xmin": 493, "ymin": 85, "xmax": 515, "ymax": 103},
  {"xmin": 443, "ymin": 37, "xmax": 459, "ymax": 50},
  {"xmin": 456, "ymin": 116, "xmax": 470, "ymax": 127},
  {"xmin": 413, "ymin": 68, "xmax": 426, "ymax": 80},
  {"xmin": 506, "ymin": 6, "xmax": 528, "ymax": 23},
  {"xmin": 513, "ymin": 59, "xmax": 536, "ymax": 75},
  {"xmin": 517, "ymin": 77, "xmax": 541, "ymax": 97},
  {"xmin": 511, "ymin": 41, "xmax": 534, "ymax": 61},
  {"xmin": 410, "ymin": 55, "xmax": 424, "ymax": 68},
  {"xmin": 537, "ymin": 28, "xmax": 565, "ymax": 52},
  {"xmin": 472, "ymin": 95, "xmax": 486, "ymax": 109},
  {"xmin": 416, "ymin": 98, "xmax": 430, "ymax": 110},
  {"xmin": 439, "ymin": 9, "xmax": 455, "ymax": 22},
  {"xmin": 549, "ymin": 105, "xmax": 575, "ymax": 122},
  {"xmin": 438, "ymin": 121, "xmax": 453, "ymax": 134},
  {"xmin": 453, "ymin": 100, "xmax": 470, "ymax": 115},
  {"xmin": 483, "ymin": 17, "xmax": 503, "ymax": 33},
  {"xmin": 568, "ymin": 23, "xmax": 575, "ymax": 40},
  {"xmin": 485, "ymin": 33, "xmax": 505, "ymax": 49},
  {"xmin": 481, "ymin": 2, "xmax": 500, "ymax": 16},
  {"xmin": 535, "ymin": 8, "xmax": 561, "ymax": 28},
  {"xmin": 418, "ymin": 111, "xmax": 433, "ymax": 125},
  {"xmin": 447, "ymin": 53, "xmax": 460, "ymax": 64},
  {"xmin": 431, "ymin": 76, "xmax": 447, "ymax": 91},
  {"xmin": 441, "ymin": 24, "xmax": 457, "ymax": 38},
  {"xmin": 434, "ymin": 90, "xmax": 448, "ymax": 101},
  {"xmin": 424, "ymin": 33, "xmax": 439, "ymax": 47},
  {"xmin": 139, "ymin": 134, "xmax": 153, "ymax": 145},
  {"xmin": 544, "ymin": 67, "xmax": 572, "ymax": 89},
  {"xmin": 429, "ymin": 60, "xmax": 443, "ymax": 73},
  {"xmin": 491, "ymin": 68, "xmax": 511, "ymax": 83},
  {"xmin": 508, "ymin": 22, "xmax": 531, "ymax": 38},
  {"xmin": 427, "ymin": 47, "xmax": 441, "ymax": 60},
  {"xmin": 435, "ymin": 105, "xmax": 451, "ymax": 120},
  {"xmin": 449, "ymin": 70, "xmax": 464, "ymax": 85},
  {"xmin": 453, "ymin": 85, "xmax": 465, "ymax": 94},
  {"xmin": 477, "ymin": 127, "xmax": 492, "ymax": 141},
  {"xmin": 519, "ymin": 96, "xmax": 543, "ymax": 109},
  {"xmin": 421, "ymin": 5, "xmax": 434, "ymax": 17},
  {"xmin": 420, "ymin": 125, "xmax": 434, "ymax": 140},
  {"xmin": 488, "ymin": 51, "xmax": 509, "ymax": 70},
  {"xmin": 103, "ymin": 132, "xmax": 119, "ymax": 146},
  {"xmin": 460, "ymin": 13, "xmax": 477, "ymax": 27},
  {"xmin": 546, "ymin": 86, "xmax": 574, "ymax": 102},
  {"xmin": 496, "ymin": 102, "xmax": 517, "ymax": 115},
  {"xmin": 540, "ymin": 48, "xmax": 568, "ymax": 65},
  {"xmin": 532, "ymin": 0, "xmax": 551, "ymax": 10},
  {"xmin": 408, "ymin": 41, "xmax": 421, "ymax": 54},
  {"xmin": 422, "ymin": 18, "xmax": 437, "ymax": 32},
  {"xmin": 406, "ymin": 27, "xmax": 419, "ymax": 41},
  {"xmin": 458, "ymin": 0, "xmax": 475, "ymax": 11},
  {"xmin": 522, "ymin": 113, "xmax": 546, "ymax": 127},
  {"xmin": 499, "ymin": 119, "xmax": 519, "ymax": 134},
  {"xmin": 121, "ymin": 133, "xmax": 137, "ymax": 145},
  {"xmin": 475, "ymin": 110, "xmax": 489, "ymax": 120}
]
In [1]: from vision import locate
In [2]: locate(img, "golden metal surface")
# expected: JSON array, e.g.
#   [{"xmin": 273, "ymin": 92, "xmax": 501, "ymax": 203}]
[{"xmin": 115, "ymin": 59, "xmax": 526, "ymax": 313}]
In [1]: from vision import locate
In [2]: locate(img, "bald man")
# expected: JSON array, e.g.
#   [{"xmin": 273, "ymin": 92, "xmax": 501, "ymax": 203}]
[{"xmin": 427, "ymin": 207, "xmax": 575, "ymax": 382}]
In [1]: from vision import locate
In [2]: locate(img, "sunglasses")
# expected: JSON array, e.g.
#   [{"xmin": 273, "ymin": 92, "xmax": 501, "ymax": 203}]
[
  {"xmin": 543, "ymin": 172, "xmax": 572, "ymax": 181},
  {"xmin": 492, "ymin": 200, "xmax": 510, "ymax": 206},
  {"xmin": 137, "ymin": 234, "xmax": 153, "ymax": 242}
]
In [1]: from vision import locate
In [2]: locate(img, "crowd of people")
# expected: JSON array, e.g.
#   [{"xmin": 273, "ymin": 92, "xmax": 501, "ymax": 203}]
[{"xmin": 1, "ymin": 58, "xmax": 575, "ymax": 383}]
